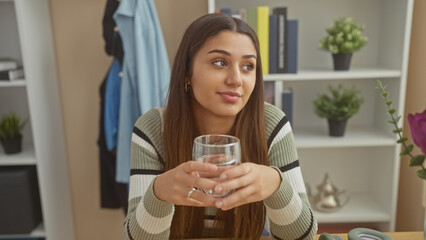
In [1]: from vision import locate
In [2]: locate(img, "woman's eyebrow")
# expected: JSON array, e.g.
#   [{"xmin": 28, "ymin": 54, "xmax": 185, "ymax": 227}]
[{"xmin": 207, "ymin": 49, "xmax": 256, "ymax": 59}]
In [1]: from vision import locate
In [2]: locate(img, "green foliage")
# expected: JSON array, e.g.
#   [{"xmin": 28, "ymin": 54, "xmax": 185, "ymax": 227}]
[
  {"xmin": 417, "ymin": 169, "xmax": 426, "ymax": 179},
  {"xmin": 410, "ymin": 155, "xmax": 426, "ymax": 167},
  {"xmin": 319, "ymin": 17, "xmax": 368, "ymax": 54},
  {"xmin": 313, "ymin": 84, "xmax": 364, "ymax": 121},
  {"xmin": 376, "ymin": 80, "xmax": 426, "ymax": 180},
  {"xmin": 0, "ymin": 112, "xmax": 28, "ymax": 139}
]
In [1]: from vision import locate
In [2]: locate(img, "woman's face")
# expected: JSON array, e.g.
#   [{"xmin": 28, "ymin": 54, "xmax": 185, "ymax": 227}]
[{"xmin": 189, "ymin": 30, "xmax": 257, "ymax": 120}]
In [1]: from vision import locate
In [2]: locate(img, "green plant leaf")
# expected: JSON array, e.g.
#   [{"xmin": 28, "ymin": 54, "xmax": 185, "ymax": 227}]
[
  {"xmin": 385, "ymin": 100, "xmax": 392, "ymax": 106},
  {"xmin": 409, "ymin": 155, "xmax": 426, "ymax": 167},
  {"xmin": 416, "ymin": 169, "xmax": 426, "ymax": 180},
  {"xmin": 0, "ymin": 112, "xmax": 26, "ymax": 139},
  {"xmin": 318, "ymin": 17, "xmax": 368, "ymax": 53},
  {"xmin": 397, "ymin": 137, "xmax": 408, "ymax": 144},
  {"xmin": 394, "ymin": 116, "xmax": 401, "ymax": 124},
  {"xmin": 392, "ymin": 128, "xmax": 403, "ymax": 134},
  {"xmin": 400, "ymin": 144, "xmax": 414, "ymax": 156},
  {"xmin": 313, "ymin": 84, "xmax": 363, "ymax": 120},
  {"xmin": 381, "ymin": 92, "xmax": 389, "ymax": 98},
  {"xmin": 388, "ymin": 109, "xmax": 396, "ymax": 114}
]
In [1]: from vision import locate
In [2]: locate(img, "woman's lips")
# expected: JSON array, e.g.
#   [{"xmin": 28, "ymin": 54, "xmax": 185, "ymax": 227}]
[{"xmin": 219, "ymin": 92, "xmax": 241, "ymax": 103}]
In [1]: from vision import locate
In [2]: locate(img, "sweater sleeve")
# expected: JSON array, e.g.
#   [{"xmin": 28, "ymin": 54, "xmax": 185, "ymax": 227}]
[
  {"xmin": 263, "ymin": 103, "xmax": 318, "ymax": 240},
  {"xmin": 124, "ymin": 108, "xmax": 174, "ymax": 240}
]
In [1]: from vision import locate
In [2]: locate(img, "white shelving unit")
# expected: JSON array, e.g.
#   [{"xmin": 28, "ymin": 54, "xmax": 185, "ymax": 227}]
[
  {"xmin": 0, "ymin": 0, "xmax": 75, "ymax": 239},
  {"xmin": 0, "ymin": 145, "xmax": 36, "ymax": 166},
  {"xmin": 209, "ymin": 0, "xmax": 414, "ymax": 232},
  {"xmin": 263, "ymin": 68, "xmax": 401, "ymax": 81},
  {"xmin": 0, "ymin": 80, "xmax": 26, "ymax": 87},
  {"xmin": 0, "ymin": 223, "xmax": 46, "ymax": 239}
]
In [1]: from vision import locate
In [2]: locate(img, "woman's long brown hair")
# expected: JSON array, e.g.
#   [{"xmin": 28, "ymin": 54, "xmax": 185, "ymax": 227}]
[{"xmin": 163, "ymin": 13, "xmax": 268, "ymax": 239}]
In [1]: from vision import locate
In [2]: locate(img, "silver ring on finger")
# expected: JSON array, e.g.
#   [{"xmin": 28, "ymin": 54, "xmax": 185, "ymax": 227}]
[{"xmin": 187, "ymin": 187, "xmax": 196, "ymax": 198}]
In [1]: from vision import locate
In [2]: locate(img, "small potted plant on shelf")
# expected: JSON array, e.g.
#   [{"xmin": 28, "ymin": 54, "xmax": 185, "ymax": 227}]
[
  {"xmin": 318, "ymin": 17, "xmax": 368, "ymax": 71},
  {"xmin": 313, "ymin": 84, "xmax": 363, "ymax": 137},
  {"xmin": 0, "ymin": 112, "xmax": 28, "ymax": 154}
]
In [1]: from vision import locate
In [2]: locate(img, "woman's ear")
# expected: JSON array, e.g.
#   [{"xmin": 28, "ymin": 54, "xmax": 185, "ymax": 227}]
[{"xmin": 184, "ymin": 79, "xmax": 191, "ymax": 93}]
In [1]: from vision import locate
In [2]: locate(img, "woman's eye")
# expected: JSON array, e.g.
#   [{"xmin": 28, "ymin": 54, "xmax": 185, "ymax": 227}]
[
  {"xmin": 213, "ymin": 60, "xmax": 226, "ymax": 67},
  {"xmin": 242, "ymin": 64, "xmax": 254, "ymax": 71}
]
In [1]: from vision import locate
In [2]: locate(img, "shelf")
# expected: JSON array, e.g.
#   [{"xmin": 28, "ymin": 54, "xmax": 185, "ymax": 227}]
[
  {"xmin": 0, "ymin": 222, "xmax": 46, "ymax": 239},
  {"xmin": 0, "ymin": 80, "xmax": 26, "ymax": 87},
  {"xmin": 263, "ymin": 68, "xmax": 401, "ymax": 81},
  {"xmin": 294, "ymin": 126, "xmax": 396, "ymax": 149},
  {"xmin": 0, "ymin": 144, "xmax": 36, "ymax": 166},
  {"xmin": 314, "ymin": 194, "xmax": 390, "ymax": 223}
]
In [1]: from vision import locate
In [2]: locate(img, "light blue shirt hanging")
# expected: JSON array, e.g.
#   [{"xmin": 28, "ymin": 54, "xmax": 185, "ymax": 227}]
[{"xmin": 114, "ymin": 0, "xmax": 170, "ymax": 183}]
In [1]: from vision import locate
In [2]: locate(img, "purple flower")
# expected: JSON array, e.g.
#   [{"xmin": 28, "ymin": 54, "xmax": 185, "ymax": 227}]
[{"xmin": 407, "ymin": 109, "xmax": 426, "ymax": 155}]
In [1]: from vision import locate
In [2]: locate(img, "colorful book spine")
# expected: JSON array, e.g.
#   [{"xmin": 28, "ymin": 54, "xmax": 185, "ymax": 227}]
[
  {"xmin": 220, "ymin": 8, "xmax": 232, "ymax": 17},
  {"xmin": 287, "ymin": 20, "xmax": 298, "ymax": 73},
  {"xmin": 281, "ymin": 88, "xmax": 293, "ymax": 127},
  {"xmin": 272, "ymin": 7, "xmax": 287, "ymax": 73},
  {"xmin": 246, "ymin": 7, "xmax": 257, "ymax": 33},
  {"xmin": 269, "ymin": 14, "xmax": 278, "ymax": 74},
  {"xmin": 257, "ymin": 6, "xmax": 269, "ymax": 75}
]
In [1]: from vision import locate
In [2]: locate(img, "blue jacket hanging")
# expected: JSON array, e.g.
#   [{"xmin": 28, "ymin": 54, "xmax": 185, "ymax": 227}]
[
  {"xmin": 104, "ymin": 59, "xmax": 122, "ymax": 151},
  {"xmin": 114, "ymin": 0, "xmax": 170, "ymax": 183}
]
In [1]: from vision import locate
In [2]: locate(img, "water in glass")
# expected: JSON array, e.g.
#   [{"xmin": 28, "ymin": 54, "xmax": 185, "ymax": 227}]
[{"xmin": 192, "ymin": 134, "xmax": 241, "ymax": 198}]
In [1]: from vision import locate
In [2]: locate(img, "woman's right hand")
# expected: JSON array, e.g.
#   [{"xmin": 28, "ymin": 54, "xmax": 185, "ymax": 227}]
[{"xmin": 153, "ymin": 161, "xmax": 219, "ymax": 207}]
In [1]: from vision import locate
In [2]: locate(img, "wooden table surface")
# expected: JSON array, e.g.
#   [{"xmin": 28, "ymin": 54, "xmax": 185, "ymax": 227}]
[
  {"xmin": 188, "ymin": 231, "xmax": 423, "ymax": 240},
  {"xmin": 313, "ymin": 231, "xmax": 423, "ymax": 240}
]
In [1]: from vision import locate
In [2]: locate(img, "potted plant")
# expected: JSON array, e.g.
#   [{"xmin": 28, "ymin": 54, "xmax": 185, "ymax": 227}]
[
  {"xmin": 0, "ymin": 112, "xmax": 28, "ymax": 154},
  {"xmin": 313, "ymin": 85, "xmax": 363, "ymax": 136},
  {"xmin": 318, "ymin": 17, "xmax": 368, "ymax": 71}
]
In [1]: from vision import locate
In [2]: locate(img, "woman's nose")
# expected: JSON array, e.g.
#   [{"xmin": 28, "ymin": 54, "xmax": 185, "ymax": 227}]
[{"xmin": 225, "ymin": 66, "xmax": 242, "ymax": 87}]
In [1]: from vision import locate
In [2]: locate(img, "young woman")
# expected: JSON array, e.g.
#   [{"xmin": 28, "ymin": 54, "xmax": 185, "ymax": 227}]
[{"xmin": 124, "ymin": 13, "xmax": 317, "ymax": 240}]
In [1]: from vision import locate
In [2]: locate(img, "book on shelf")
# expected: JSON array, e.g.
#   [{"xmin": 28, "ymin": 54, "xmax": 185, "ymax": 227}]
[
  {"xmin": 269, "ymin": 14, "xmax": 278, "ymax": 74},
  {"xmin": 246, "ymin": 7, "xmax": 257, "ymax": 33},
  {"xmin": 257, "ymin": 6, "xmax": 269, "ymax": 75},
  {"xmin": 264, "ymin": 81, "xmax": 275, "ymax": 105},
  {"xmin": 216, "ymin": 5, "xmax": 296, "ymax": 75},
  {"xmin": 0, "ymin": 68, "xmax": 24, "ymax": 81},
  {"xmin": 287, "ymin": 20, "xmax": 298, "ymax": 73},
  {"xmin": 281, "ymin": 88, "xmax": 293, "ymax": 127},
  {"xmin": 272, "ymin": 7, "xmax": 288, "ymax": 73},
  {"xmin": 220, "ymin": 8, "xmax": 232, "ymax": 16},
  {"xmin": 0, "ymin": 58, "xmax": 18, "ymax": 71}
]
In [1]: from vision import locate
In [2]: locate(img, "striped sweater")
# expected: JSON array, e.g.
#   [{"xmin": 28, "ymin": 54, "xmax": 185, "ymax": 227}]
[{"xmin": 124, "ymin": 103, "xmax": 317, "ymax": 239}]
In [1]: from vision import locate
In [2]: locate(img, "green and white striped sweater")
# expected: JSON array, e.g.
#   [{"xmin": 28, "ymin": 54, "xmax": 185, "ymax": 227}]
[{"xmin": 124, "ymin": 103, "xmax": 317, "ymax": 240}]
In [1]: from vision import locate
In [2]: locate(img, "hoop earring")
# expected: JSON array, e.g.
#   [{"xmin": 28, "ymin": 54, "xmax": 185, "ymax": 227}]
[{"xmin": 184, "ymin": 82, "xmax": 190, "ymax": 93}]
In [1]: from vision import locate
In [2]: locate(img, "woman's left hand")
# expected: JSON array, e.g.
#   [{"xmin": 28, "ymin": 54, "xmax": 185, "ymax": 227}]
[{"xmin": 213, "ymin": 163, "xmax": 281, "ymax": 211}]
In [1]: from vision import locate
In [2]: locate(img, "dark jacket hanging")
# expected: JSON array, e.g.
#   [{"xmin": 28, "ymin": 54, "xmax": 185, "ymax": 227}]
[{"xmin": 97, "ymin": 0, "xmax": 127, "ymax": 214}]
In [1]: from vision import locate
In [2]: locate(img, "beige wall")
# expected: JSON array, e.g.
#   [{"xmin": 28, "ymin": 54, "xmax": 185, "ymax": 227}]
[
  {"xmin": 49, "ymin": 0, "xmax": 424, "ymax": 238},
  {"xmin": 49, "ymin": 0, "xmax": 124, "ymax": 239},
  {"xmin": 395, "ymin": 0, "xmax": 426, "ymax": 231},
  {"xmin": 49, "ymin": 0, "xmax": 206, "ymax": 239}
]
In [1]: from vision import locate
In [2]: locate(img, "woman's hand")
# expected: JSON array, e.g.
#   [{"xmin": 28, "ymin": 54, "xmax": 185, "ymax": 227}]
[
  {"xmin": 153, "ymin": 161, "xmax": 219, "ymax": 207},
  {"xmin": 213, "ymin": 163, "xmax": 281, "ymax": 211}
]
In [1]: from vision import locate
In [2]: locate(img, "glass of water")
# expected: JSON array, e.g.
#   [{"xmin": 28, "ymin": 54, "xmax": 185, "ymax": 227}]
[{"xmin": 192, "ymin": 134, "xmax": 241, "ymax": 198}]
